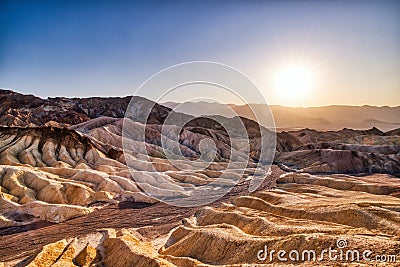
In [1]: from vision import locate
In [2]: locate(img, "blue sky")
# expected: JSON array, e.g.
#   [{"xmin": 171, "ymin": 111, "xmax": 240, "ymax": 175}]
[{"xmin": 0, "ymin": 0, "xmax": 399, "ymax": 106}]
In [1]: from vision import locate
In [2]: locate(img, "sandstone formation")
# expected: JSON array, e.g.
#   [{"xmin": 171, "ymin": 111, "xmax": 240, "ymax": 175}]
[
  {"xmin": 0, "ymin": 124, "xmax": 266, "ymax": 226},
  {"xmin": 0, "ymin": 89, "xmax": 399, "ymax": 266},
  {"xmin": 158, "ymin": 172, "xmax": 400, "ymax": 265},
  {"xmin": 0, "ymin": 92, "xmax": 399, "ymax": 227},
  {"xmin": 1, "ymin": 89, "xmax": 399, "ymax": 175},
  {"xmin": 275, "ymin": 128, "xmax": 400, "ymax": 174},
  {"xmin": 3, "ymin": 172, "xmax": 399, "ymax": 266}
]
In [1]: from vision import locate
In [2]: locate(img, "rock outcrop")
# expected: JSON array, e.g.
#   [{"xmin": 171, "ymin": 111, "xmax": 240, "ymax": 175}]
[
  {"xmin": 275, "ymin": 128, "xmax": 400, "ymax": 174},
  {"xmin": 0, "ymin": 124, "xmax": 265, "ymax": 226},
  {"xmin": 158, "ymin": 172, "xmax": 400, "ymax": 266},
  {"xmin": 0, "ymin": 89, "xmax": 399, "ymax": 266},
  {"xmin": 4, "ymin": 172, "xmax": 399, "ymax": 266},
  {"xmin": 0, "ymin": 89, "xmax": 185, "ymax": 127},
  {"xmin": 1, "ymin": 89, "xmax": 399, "ymax": 175}
]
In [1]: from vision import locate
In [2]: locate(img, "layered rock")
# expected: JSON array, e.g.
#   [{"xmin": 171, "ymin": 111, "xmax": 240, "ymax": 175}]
[
  {"xmin": 0, "ymin": 89, "xmax": 399, "ymax": 266},
  {"xmin": 1, "ymin": 116, "xmax": 399, "ymax": 227},
  {"xmin": 275, "ymin": 128, "xmax": 400, "ymax": 174},
  {"xmin": 159, "ymin": 172, "xmax": 400, "ymax": 265},
  {"xmin": 0, "ymin": 89, "xmax": 187, "ymax": 127},
  {"xmin": 0, "ymin": 124, "xmax": 265, "ymax": 226},
  {"xmin": 3, "ymin": 172, "xmax": 399, "ymax": 266},
  {"xmin": 1, "ymin": 89, "xmax": 399, "ymax": 175}
]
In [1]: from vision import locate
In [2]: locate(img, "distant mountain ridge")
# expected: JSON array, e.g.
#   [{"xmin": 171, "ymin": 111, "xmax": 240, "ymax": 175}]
[
  {"xmin": 1, "ymin": 89, "xmax": 399, "ymax": 132},
  {"xmin": 163, "ymin": 101, "xmax": 400, "ymax": 132}
]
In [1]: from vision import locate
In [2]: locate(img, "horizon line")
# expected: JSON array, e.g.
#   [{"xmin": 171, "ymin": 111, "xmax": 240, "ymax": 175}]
[{"xmin": 1, "ymin": 87, "xmax": 399, "ymax": 109}]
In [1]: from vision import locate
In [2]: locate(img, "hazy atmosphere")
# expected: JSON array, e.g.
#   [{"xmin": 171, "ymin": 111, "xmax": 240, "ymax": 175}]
[{"xmin": 1, "ymin": 0, "xmax": 399, "ymax": 106}]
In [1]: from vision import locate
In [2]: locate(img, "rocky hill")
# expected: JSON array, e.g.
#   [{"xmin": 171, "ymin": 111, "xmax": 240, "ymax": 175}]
[
  {"xmin": 0, "ymin": 89, "xmax": 399, "ymax": 266},
  {"xmin": 0, "ymin": 89, "xmax": 186, "ymax": 127}
]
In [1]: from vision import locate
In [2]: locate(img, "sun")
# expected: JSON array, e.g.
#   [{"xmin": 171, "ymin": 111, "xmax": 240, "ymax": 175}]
[{"xmin": 273, "ymin": 64, "xmax": 314, "ymax": 102}]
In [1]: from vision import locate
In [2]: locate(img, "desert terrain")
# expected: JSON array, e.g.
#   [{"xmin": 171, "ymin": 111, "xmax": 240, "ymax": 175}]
[{"xmin": 0, "ymin": 89, "xmax": 399, "ymax": 266}]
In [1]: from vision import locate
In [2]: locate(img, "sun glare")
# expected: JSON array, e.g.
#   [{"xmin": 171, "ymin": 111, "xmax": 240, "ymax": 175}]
[{"xmin": 273, "ymin": 64, "xmax": 314, "ymax": 102}]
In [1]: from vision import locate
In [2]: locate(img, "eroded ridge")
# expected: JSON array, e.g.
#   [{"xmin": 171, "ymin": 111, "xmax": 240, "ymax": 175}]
[
  {"xmin": 0, "ymin": 124, "xmax": 263, "ymax": 227},
  {"xmin": 5, "ymin": 172, "xmax": 399, "ymax": 266}
]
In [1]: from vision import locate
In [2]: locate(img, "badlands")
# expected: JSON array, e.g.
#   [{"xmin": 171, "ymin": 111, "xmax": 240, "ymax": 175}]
[{"xmin": 0, "ymin": 89, "xmax": 399, "ymax": 266}]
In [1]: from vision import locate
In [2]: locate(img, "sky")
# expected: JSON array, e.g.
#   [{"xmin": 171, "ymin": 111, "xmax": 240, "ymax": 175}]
[{"xmin": 0, "ymin": 0, "xmax": 399, "ymax": 107}]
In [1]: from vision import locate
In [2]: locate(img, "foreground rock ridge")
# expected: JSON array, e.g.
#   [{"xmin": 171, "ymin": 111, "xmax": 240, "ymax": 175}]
[
  {"xmin": 0, "ymin": 89, "xmax": 399, "ymax": 266},
  {"xmin": 2, "ymin": 171, "xmax": 399, "ymax": 266}
]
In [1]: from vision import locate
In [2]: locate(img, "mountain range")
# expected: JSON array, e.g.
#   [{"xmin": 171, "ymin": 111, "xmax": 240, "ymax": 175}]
[
  {"xmin": 0, "ymin": 88, "xmax": 399, "ymax": 266},
  {"xmin": 164, "ymin": 101, "xmax": 400, "ymax": 131}
]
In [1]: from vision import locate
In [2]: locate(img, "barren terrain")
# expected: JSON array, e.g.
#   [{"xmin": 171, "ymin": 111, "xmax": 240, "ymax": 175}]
[{"xmin": 0, "ymin": 90, "xmax": 399, "ymax": 266}]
